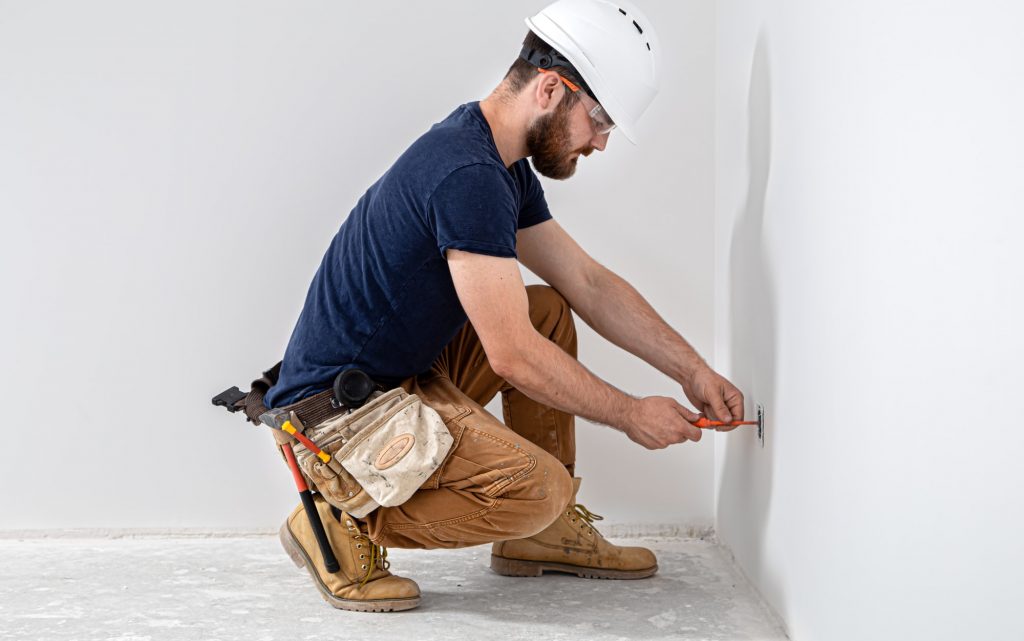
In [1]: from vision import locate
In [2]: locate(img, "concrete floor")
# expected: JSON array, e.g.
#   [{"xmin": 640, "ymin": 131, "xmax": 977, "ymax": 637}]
[{"xmin": 0, "ymin": 536, "xmax": 786, "ymax": 641}]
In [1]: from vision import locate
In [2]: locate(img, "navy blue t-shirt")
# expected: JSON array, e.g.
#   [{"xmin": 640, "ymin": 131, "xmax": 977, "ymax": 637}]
[{"xmin": 264, "ymin": 101, "xmax": 552, "ymax": 408}]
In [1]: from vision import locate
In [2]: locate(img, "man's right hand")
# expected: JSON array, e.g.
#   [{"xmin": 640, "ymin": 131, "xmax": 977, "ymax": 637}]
[{"xmin": 624, "ymin": 397, "xmax": 703, "ymax": 449}]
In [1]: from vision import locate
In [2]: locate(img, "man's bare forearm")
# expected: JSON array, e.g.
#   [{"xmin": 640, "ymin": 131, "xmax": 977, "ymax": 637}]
[
  {"xmin": 497, "ymin": 334, "xmax": 638, "ymax": 432},
  {"xmin": 495, "ymin": 266, "xmax": 708, "ymax": 432},
  {"xmin": 572, "ymin": 265, "xmax": 707, "ymax": 385}
]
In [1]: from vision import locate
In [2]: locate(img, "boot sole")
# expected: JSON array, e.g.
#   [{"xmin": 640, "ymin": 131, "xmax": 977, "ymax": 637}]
[
  {"xmin": 279, "ymin": 523, "xmax": 421, "ymax": 612},
  {"xmin": 490, "ymin": 554, "xmax": 658, "ymax": 580}
]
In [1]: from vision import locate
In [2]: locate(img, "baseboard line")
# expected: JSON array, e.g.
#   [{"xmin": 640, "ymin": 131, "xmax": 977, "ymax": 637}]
[{"xmin": 600, "ymin": 523, "xmax": 715, "ymax": 539}]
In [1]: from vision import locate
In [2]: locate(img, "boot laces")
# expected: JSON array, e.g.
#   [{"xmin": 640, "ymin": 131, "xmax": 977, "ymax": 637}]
[
  {"xmin": 348, "ymin": 520, "xmax": 390, "ymax": 587},
  {"xmin": 569, "ymin": 502, "xmax": 604, "ymax": 535}
]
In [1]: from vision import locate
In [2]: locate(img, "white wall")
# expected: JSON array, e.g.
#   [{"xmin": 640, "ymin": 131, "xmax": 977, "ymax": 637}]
[
  {"xmin": 0, "ymin": 1, "xmax": 715, "ymax": 531},
  {"xmin": 714, "ymin": 2, "xmax": 1024, "ymax": 640}
]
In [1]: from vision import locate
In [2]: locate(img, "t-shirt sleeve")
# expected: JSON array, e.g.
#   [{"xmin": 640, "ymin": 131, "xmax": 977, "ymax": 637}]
[
  {"xmin": 513, "ymin": 159, "xmax": 553, "ymax": 229},
  {"xmin": 427, "ymin": 164, "xmax": 519, "ymax": 259}
]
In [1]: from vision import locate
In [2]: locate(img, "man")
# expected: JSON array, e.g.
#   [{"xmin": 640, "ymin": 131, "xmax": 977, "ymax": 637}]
[{"xmin": 265, "ymin": 0, "xmax": 744, "ymax": 612}]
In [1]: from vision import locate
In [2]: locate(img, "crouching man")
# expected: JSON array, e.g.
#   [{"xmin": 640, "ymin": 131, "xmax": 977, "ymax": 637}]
[{"xmin": 259, "ymin": 0, "xmax": 744, "ymax": 612}]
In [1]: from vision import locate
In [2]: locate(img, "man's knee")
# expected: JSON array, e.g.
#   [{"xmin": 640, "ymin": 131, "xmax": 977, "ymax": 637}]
[
  {"xmin": 501, "ymin": 452, "xmax": 573, "ymax": 539},
  {"xmin": 526, "ymin": 284, "xmax": 571, "ymax": 318},
  {"xmin": 526, "ymin": 285, "xmax": 577, "ymax": 356}
]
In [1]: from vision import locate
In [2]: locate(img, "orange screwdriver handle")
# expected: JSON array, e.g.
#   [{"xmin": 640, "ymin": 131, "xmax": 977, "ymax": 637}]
[{"xmin": 694, "ymin": 417, "xmax": 758, "ymax": 429}]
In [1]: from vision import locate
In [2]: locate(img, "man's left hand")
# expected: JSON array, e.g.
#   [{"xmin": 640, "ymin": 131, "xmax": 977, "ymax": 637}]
[{"xmin": 681, "ymin": 366, "xmax": 745, "ymax": 431}]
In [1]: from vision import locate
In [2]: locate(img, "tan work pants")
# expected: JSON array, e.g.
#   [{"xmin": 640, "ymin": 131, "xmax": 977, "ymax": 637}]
[{"xmin": 362, "ymin": 285, "xmax": 577, "ymax": 549}]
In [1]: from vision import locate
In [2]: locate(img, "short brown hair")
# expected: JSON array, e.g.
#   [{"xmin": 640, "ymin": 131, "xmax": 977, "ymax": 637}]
[{"xmin": 503, "ymin": 31, "xmax": 582, "ymax": 108}]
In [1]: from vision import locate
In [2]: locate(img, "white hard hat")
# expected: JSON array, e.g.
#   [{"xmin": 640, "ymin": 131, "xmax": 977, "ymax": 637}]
[{"xmin": 525, "ymin": 0, "xmax": 662, "ymax": 144}]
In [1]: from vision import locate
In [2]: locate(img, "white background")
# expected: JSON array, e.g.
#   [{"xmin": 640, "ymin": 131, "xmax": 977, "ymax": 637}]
[
  {"xmin": 714, "ymin": 2, "xmax": 1024, "ymax": 640},
  {"xmin": 0, "ymin": 1, "xmax": 715, "ymax": 531}
]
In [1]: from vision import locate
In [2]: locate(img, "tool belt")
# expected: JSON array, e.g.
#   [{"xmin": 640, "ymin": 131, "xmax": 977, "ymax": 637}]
[{"xmin": 213, "ymin": 363, "xmax": 453, "ymax": 518}]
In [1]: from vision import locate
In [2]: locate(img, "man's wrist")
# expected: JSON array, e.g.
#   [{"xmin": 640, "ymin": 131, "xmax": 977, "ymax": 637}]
[
  {"xmin": 670, "ymin": 352, "xmax": 707, "ymax": 386},
  {"xmin": 609, "ymin": 389, "xmax": 641, "ymax": 433}
]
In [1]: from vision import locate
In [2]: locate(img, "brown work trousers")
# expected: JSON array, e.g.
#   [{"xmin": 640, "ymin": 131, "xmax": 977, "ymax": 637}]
[{"xmin": 361, "ymin": 284, "xmax": 577, "ymax": 550}]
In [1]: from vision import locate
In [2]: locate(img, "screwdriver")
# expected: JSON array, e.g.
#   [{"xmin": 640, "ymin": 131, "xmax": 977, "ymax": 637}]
[{"xmin": 694, "ymin": 417, "xmax": 758, "ymax": 429}]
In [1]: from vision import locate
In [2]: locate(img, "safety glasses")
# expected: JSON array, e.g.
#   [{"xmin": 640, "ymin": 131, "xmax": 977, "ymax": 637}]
[{"xmin": 537, "ymin": 68, "xmax": 616, "ymax": 136}]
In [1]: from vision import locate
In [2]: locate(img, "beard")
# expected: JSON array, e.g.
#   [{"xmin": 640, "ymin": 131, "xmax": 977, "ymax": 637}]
[{"xmin": 526, "ymin": 98, "xmax": 594, "ymax": 180}]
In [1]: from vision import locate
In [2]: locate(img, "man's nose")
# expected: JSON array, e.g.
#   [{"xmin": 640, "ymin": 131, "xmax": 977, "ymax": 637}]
[{"xmin": 590, "ymin": 131, "xmax": 609, "ymax": 152}]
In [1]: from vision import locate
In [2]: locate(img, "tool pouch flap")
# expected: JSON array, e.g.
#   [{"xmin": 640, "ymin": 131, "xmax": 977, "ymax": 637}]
[{"xmin": 294, "ymin": 388, "xmax": 453, "ymax": 518}]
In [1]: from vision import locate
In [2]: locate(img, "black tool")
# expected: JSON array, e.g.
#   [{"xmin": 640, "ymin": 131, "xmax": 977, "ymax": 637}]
[
  {"xmin": 332, "ymin": 368, "xmax": 378, "ymax": 409},
  {"xmin": 211, "ymin": 386, "xmax": 246, "ymax": 412}
]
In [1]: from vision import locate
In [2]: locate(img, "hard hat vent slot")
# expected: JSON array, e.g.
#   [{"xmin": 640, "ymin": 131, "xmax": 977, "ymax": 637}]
[
  {"xmin": 646, "ymin": 42, "xmax": 651, "ymax": 51},
  {"xmin": 632, "ymin": 20, "xmax": 643, "ymax": 35},
  {"xmin": 618, "ymin": 8, "xmax": 626, "ymax": 16}
]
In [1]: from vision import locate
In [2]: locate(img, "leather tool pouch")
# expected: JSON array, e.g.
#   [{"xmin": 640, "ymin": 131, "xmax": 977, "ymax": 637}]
[{"xmin": 291, "ymin": 387, "xmax": 454, "ymax": 518}]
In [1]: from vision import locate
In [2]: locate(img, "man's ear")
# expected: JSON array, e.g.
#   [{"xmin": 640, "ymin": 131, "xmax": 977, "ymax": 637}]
[{"xmin": 534, "ymin": 71, "xmax": 564, "ymax": 111}]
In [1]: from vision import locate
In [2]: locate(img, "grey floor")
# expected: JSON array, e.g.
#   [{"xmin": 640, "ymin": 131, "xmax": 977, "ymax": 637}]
[{"xmin": 1, "ymin": 535, "xmax": 787, "ymax": 641}]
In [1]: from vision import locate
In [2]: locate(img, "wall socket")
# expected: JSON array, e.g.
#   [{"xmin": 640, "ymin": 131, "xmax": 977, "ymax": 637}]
[{"xmin": 756, "ymin": 404, "xmax": 765, "ymax": 448}]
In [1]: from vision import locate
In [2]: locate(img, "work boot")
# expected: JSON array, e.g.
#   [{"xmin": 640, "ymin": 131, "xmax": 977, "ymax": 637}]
[
  {"xmin": 490, "ymin": 477, "xmax": 658, "ymax": 579},
  {"xmin": 279, "ymin": 494, "xmax": 421, "ymax": 612}
]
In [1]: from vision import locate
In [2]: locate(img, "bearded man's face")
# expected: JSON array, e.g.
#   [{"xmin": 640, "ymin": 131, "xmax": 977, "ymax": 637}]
[{"xmin": 526, "ymin": 95, "xmax": 596, "ymax": 180}]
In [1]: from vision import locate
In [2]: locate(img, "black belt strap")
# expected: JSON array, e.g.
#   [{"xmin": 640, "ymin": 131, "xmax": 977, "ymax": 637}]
[{"xmin": 214, "ymin": 361, "xmax": 403, "ymax": 428}]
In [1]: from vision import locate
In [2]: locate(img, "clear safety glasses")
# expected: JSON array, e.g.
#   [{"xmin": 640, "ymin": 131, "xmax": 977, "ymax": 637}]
[
  {"xmin": 537, "ymin": 68, "xmax": 617, "ymax": 136},
  {"xmin": 582, "ymin": 97, "xmax": 616, "ymax": 136}
]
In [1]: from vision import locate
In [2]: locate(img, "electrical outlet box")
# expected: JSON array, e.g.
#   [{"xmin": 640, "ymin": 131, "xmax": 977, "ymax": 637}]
[{"xmin": 756, "ymin": 404, "xmax": 765, "ymax": 448}]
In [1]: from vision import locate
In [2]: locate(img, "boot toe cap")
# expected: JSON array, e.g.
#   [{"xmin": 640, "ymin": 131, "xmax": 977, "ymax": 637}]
[
  {"xmin": 357, "ymin": 575, "xmax": 421, "ymax": 601},
  {"xmin": 612, "ymin": 544, "xmax": 658, "ymax": 571}
]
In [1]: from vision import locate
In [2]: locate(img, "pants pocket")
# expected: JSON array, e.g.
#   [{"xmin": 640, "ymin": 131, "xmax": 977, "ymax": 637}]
[
  {"xmin": 438, "ymin": 425, "xmax": 536, "ymax": 498},
  {"xmin": 438, "ymin": 454, "xmax": 509, "ymax": 495}
]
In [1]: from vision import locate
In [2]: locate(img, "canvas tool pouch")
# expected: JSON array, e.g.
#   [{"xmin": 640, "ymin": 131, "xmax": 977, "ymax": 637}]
[{"xmin": 291, "ymin": 387, "xmax": 454, "ymax": 519}]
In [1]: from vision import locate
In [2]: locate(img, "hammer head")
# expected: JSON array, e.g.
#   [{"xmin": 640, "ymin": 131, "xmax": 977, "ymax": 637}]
[{"xmin": 258, "ymin": 408, "xmax": 290, "ymax": 430}]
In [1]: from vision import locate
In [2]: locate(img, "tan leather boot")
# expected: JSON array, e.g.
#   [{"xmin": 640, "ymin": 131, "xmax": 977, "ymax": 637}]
[
  {"xmin": 490, "ymin": 478, "xmax": 658, "ymax": 579},
  {"xmin": 279, "ymin": 494, "xmax": 421, "ymax": 611}
]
